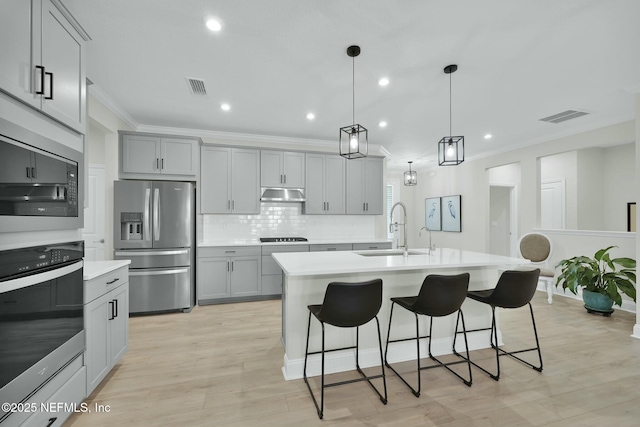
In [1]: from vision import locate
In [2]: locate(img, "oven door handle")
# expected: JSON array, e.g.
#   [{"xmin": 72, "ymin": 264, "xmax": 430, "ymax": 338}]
[{"xmin": 0, "ymin": 260, "xmax": 83, "ymax": 294}]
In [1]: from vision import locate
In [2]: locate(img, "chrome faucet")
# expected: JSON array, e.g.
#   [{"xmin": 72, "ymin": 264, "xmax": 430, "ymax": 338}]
[
  {"xmin": 390, "ymin": 202, "xmax": 408, "ymax": 256},
  {"xmin": 419, "ymin": 226, "xmax": 434, "ymax": 254}
]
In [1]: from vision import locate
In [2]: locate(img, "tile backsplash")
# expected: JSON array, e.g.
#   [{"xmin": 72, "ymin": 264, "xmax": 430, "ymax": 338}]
[{"xmin": 200, "ymin": 203, "xmax": 375, "ymax": 241}]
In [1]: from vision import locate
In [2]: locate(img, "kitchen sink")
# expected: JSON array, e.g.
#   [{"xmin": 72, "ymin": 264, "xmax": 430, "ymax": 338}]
[{"xmin": 358, "ymin": 250, "xmax": 427, "ymax": 257}]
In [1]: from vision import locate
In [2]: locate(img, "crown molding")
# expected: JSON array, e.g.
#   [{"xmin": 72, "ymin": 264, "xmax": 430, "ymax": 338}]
[
  {"xmin": 135, "ymin": 124, "xmax": 389, "ymax": 155},
  {"xmin": 88, "ymin": 84, "xmax": 139, "ymax": 130}
]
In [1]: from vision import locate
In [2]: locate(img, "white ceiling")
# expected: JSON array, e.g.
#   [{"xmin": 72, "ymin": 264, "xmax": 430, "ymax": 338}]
[{"xmin": 63, "ymin": 0, "xmax": 640, "ymax": 169}]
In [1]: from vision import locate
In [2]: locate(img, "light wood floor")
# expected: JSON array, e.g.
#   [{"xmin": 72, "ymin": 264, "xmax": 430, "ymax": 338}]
[{"xmin": 66, "ymin": 292, "xmax": 640, "ymax": 426}]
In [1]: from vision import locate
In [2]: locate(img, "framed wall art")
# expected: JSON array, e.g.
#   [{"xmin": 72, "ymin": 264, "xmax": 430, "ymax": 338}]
[
  {"xmin": 441, "ymin": 195, "xmax": 461, "ymax": 232},
  {"xmin": 425, "ymin": 197, "xmax": 441, "ymax": 231}
]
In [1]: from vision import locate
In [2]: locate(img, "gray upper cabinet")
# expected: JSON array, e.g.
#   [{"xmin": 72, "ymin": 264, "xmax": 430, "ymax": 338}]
[
  {"xmin": 260, "ymin": 150, "xmax": 305, "ymax": 188},
  {"xmin": 200, "ymin": 146, "xmax": 260, "ymax": 214},
  {"xmin": 304, "ymin": 153, "xmax": 345, "ymax": 214},
  {"xmin": 0, "ymin": 0, "xmax": 88, "ymax": 134},
  {"xmin": 120, "ymin": 132, "xmax": 199, "ymax": 179},
  {"xmin": 346, "ymin": 157, "xmax": 384, "ymax": 215}
]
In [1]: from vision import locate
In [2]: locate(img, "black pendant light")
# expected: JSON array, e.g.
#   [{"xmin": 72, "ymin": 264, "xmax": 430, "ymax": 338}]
[
  {"xmin": 438, "ymin": 64, "xmax": 464, "ymax": 166},
  {"xmin": 404, "ymin": 161, "xmax": 417, "ymax": 186},
  {"xmin": 339, "ymin": 45, "xmax": 368, "ymax": 159}
]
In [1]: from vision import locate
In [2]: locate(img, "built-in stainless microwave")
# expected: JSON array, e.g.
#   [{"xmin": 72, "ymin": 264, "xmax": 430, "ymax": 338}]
[{"xmin": 0, "ymin": 118, "xmax": 83, "ymax": 232}]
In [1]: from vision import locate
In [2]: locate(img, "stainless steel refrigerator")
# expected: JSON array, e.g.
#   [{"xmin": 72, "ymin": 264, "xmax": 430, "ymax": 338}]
[{"xmin": 113, "ymin": 180, "xmax": 194, "ymax": 314}]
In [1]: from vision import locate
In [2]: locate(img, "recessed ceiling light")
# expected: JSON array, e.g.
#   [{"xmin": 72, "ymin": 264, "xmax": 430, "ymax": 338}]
[
  {"xmin": 484, "ymin": 133, "xmax": 492, "ymax": 140},
  {"xmin": 205, "ymin": 18, "xmax": 222, "ymax": 32},
  {"xmin": 378, "ymin": 77, "xmax": 389, "ymax": 86},
  {"xmin": 221, "ymin": 103, "xmax": 230, "ymax": 111},
  {"xmin": 379, "ymin": 121, "xmax": 387, "ymax": 128},
  {"xmin": 306, "ymin": 113, "xmax": 315, "ymax": 120}
]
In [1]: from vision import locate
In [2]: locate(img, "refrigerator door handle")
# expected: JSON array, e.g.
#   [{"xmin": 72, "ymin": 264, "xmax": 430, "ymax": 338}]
[
  {"xmin": 153, "ymin": 188, "xmax": 160, "ymax": 241},
  {"xmin": 129, "ymin": 268, "xmax": 189, "ymax": 276},
  {"xmin": 115, "ymin": 249, "xmax": 189, "ymax": 257},
  {"xmin": 144, "ymin": 187, "xmax": 151, "ymax": 243}
]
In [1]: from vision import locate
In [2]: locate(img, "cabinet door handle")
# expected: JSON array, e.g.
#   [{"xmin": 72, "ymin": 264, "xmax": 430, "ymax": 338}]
[
  {"xmin": 156, "ymin": 158, "xmax": 160, "ymax": 169},
  {"xmin": 227, "ymin": 261, "xmax": 230, "ymax": 271},
  {"xmin": 280, "ymin": 174, "xmax": 283, "ymax": 183},
  {"xmin": 161, "ymin": 158, "xmax": 164, "ymax": 169},
  {"xmin": 45, "ymin": 71, "xmax": 53, "ymax": 99},
  {"xmin": 31, "ymin": 167, "xmax": 36, "ymax": 179},
  {"xmin": 326, "ymin": 201, "xmax": 329, "ymax": 211},
  {"xmin": 232, "ymin": 200, "xmax": 235, "ymax": 210},
  {"xmin": 108, "ymin": 301, "xmax": 115, "ymax": 320},
  {"xmin": 26, "ymin": 167, "xmax": 30, "ymax": 178},
  {"xmin": 284, "ymin": 174, "xmax": 286, "ymax": 184},
  {"xmin": 228, "ymin": 200, "xmax": 231, "ymax": 210},
  {"xmin": 225, "ymin": 250, "xmax": 236, "ymax": 254},
  {"xmin": 231, "ymin": 261, "xmax": 234, "ymax": 271},
  {"xmin": 114, "ymin": 299, "xmax": 118, "ymax": 318},
  {"xmin": 363, "ymin": 202, "xmax": 365, "ymax": 212},
  {"xmin": 46, "ymin": 417, "xmax": 57, "ymax": 427},
  {"xmin": 366, "ymin": 202, "xmax": 369, "ymax": 211},
  {"xmin": 35, "ymin": 65, "xmax": 45, "ymax": 95},
  {"xmin": 106, "ymin": 278, "xmax": 119, "ymax": 285}
]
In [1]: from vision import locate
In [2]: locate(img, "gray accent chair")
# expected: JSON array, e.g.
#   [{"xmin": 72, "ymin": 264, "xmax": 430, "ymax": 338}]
[{"xmin": 517, "ymin": 232, "xmax": 555, "ymax": 303}]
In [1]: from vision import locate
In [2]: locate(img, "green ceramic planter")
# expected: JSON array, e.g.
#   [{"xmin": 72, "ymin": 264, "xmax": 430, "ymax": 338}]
[{"xmin": 582, "ymin": 290, "xmax": 614, "ymax": 315}]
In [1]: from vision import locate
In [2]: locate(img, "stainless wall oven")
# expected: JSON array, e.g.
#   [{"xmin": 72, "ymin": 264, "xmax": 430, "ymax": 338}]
[
  {"xmin": 0, "ymin": 241, "xmax": 84, "ymax": 423},
  {"xmin": 0, "ymin": 117, "xmax": 83, "ymax": 232}
]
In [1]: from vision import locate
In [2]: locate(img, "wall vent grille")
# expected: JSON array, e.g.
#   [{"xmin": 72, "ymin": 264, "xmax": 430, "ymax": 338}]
[
  {"xmin": 539, "ymin": 110, "xmax": 589, "ymax": 124},
  {"xmin": 186, "ymin": 77, "xmax": 207, "ymax": 96}
]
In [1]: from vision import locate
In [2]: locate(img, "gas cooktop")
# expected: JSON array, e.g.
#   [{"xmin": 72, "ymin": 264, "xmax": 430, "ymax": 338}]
[{"xmin": 259, "ymin": 237, "xmax": 308, "ymax": 243}]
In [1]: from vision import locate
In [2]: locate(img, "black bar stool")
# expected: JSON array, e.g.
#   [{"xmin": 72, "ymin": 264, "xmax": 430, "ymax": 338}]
[
  {"xmin": 303, "ymin": 278, "xmax": 387, "ymax": 419},
  {"xmin": 384, "ymin": 273, "xmax": 472, "ymax": 397},
  {"xmin": 454, "ymin": 268, "xmax": 543, "ymax": 380}
]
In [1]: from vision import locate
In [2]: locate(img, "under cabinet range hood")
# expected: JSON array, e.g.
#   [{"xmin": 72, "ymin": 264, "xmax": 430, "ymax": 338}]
[{"xmin": 260, "ymin": 187, "xmax": 306, "ymax": 203}]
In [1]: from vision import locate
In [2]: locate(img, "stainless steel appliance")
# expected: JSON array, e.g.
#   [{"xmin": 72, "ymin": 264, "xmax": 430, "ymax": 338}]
[
  {"xmin": 0, "ymin": 117, "xmax": 83, "ymax": 232},
  {"xmin": 259, "ymin": 237, "xmax": 308, "ymax": 243},
  {"xmin": 113, "ymin": 180, "xmax": 194, "ymax": 314},
  {"xmin": 0, "ymin": 241, "xmax": 84, "ymax": 423}
]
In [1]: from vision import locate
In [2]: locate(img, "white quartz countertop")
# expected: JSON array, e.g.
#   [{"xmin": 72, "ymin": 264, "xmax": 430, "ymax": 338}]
[
  {"xmin": 83, "ymin": 260, "xmax": 131, "ymax": 281},
  {"xmin": 272, "ymin": 248, "xmax": 528, "ymax": 277},
  {"xmin": 197, "ymin": 238, "xmax": 392, "ymax": 247}
]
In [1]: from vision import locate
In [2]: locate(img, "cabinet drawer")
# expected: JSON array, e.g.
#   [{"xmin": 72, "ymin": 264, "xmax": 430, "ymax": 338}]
[
  {"xmin": 198, "ymin": 246, "xmax": 260, "ymax": 258},
  {"xmin": 84, "ymin": 266, "xmax": 129, "ymax": 304},
  {"xmin": 261, "ymin": 244, "xmax": 309, "ymax": 256},
  {"xmin": 23, "ymin": 366, "xmax": 86, "ymax": 427},
  {"xmin": 309, "ymin": 244, "xmax": 353, "ymax": 252},
  {"xmin": 352, "ymin": 242, "xmax": 393, "ymax": 250}
]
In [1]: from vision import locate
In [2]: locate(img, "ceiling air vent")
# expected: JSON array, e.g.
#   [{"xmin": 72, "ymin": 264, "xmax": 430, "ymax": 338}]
[
  {"xmin": 539, "ymin": 110, "xmax": 589, "ymax": 124},
  {"xmin": 186, "ymin": 77, "xmax": 207, "ymax": 96}
]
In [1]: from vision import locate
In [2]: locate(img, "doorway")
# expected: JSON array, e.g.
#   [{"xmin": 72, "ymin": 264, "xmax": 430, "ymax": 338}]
[
  {"xmin": 81, "ymin": 164, "xmax": 106, "ymax": 260},
  {"xmin": 540, "ymin": 179, "xmax": 565, "ymax": 229},
  {"xmin": 489, "ymin": 185, "xmax": 517, "ymax": 257}
]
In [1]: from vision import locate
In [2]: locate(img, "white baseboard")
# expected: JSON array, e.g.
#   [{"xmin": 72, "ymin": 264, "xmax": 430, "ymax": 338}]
[
  {"xmin": 632, "ymin": 324, "xmax": 640, "ymax": 340},
  {"xmin": 282, "ymin": 329, "xmax": 497, "ymax": 381}
]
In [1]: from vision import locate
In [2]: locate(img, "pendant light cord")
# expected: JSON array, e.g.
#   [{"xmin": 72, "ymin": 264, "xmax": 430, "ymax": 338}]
[
  {"xmin": 449, "ymin": 71, "xmax": 452, "ymax": 138},
  {"xmin": 352, "ymin": 55, "xmax": 355, "ymax": 125}
]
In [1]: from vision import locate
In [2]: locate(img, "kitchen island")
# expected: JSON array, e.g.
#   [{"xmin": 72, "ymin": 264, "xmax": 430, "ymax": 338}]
[{"xmin": 273, "ymin": 248, "xmax": 528, "ymax": 380}]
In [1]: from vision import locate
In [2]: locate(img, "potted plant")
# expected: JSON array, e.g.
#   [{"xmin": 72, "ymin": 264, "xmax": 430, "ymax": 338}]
[{"xmin": 555, "ymin": 246, "xmax": 636, "ymax": 316}]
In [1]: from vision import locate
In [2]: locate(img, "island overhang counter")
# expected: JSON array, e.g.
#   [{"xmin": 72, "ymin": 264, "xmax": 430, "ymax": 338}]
[{"xmin": 272, "ymin": 248, "xmax": 529, "ymax": 380}]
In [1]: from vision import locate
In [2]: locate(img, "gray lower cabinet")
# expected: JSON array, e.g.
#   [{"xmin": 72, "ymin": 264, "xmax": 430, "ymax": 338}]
[
  {"xmin": 309, "ymin": 243, "xmax": 353, "ymax": 252},
  {"xmin": 84, "ymin": 265, "xmax": 129, "ymax": 397},
  {"xmin": 261, "ymin": 245, "xmax": 309, "ymax": 296},
  {"xmin": 197, "ymin": 246, "xmax": 261, "ymax": 303},
  {"xmin": 346, "ymin": 157, "xmax": 384, "ymax": 214},
  {"xmin": 352, "ymin": 242, "xmax": 393, "ymax": 250}
]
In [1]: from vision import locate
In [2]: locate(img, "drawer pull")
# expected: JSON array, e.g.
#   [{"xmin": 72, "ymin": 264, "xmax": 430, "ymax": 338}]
[
  {"xmin": 106, "ymin": 278, "xmax": 120, "ymax": 285},
  {"xmin": 225, "ymin": 250, "xmax": 236, "ymax": 254}
]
